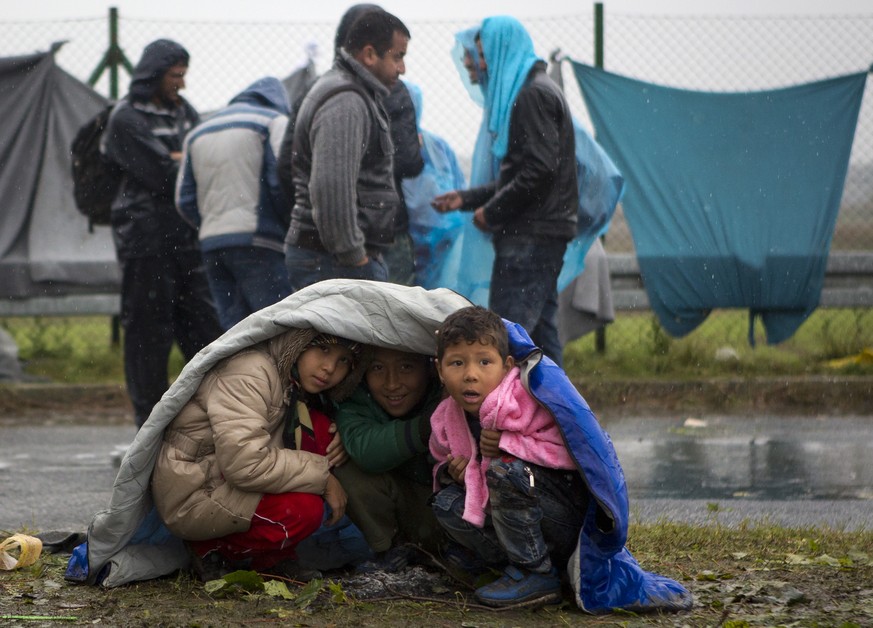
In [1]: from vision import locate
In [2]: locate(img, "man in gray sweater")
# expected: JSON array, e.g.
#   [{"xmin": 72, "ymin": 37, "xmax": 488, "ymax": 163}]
[{"xmin": 284, "ymin": 8, "xmax": 410, "ymax": 290}]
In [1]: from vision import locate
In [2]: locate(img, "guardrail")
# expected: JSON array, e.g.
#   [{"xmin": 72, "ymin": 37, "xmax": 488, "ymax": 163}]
[
  {"xmin": 608, "ymin": 252, "xmax": 873, "ymax": 310},
  {"xmin": 1, "ymin": 252, "xmax": 871, "ymax": 318}
]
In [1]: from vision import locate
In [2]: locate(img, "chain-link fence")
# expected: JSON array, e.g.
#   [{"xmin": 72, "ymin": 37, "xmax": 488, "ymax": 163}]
[{"xmin": 2, "ymin": 7, "xmax": 872, "ymax": 375}]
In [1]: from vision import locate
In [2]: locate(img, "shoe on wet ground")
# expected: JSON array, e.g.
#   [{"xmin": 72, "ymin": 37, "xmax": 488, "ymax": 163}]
[{"xmin": 474, "ymin": 565, "xmax": 562, "ymax": 608}]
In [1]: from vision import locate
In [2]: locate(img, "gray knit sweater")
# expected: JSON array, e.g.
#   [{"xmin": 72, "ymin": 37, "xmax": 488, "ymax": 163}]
[{"xmin": 287, "ymin": 51, "xmax": 392, "ymax": 266}]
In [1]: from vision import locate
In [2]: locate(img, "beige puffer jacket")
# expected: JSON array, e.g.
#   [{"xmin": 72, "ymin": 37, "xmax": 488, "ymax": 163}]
[{"xmin": 151, "ymin": 327, "xmax": 364, "ymax": 541}]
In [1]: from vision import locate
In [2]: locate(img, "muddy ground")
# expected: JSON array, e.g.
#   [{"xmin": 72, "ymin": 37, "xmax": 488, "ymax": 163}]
[{"xmin": 2, "ymin": 527, "xmax": 872, "ymax": 627}]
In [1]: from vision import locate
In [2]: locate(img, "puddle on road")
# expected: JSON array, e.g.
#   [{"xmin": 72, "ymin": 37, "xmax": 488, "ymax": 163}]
[{"xmin": 615, "ymin": 434, "xmax": 873, "ymax": 500}]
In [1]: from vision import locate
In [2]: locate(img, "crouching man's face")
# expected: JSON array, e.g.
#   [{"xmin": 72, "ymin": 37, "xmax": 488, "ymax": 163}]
[{"xmin": 365, "ymin": 348, "xmax": 431, "ymax": 417}]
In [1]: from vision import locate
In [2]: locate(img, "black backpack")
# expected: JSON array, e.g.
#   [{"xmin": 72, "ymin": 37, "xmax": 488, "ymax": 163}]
[{"xmin": 71, "ymin": 104, "xmax": 123, "ymax": 229}]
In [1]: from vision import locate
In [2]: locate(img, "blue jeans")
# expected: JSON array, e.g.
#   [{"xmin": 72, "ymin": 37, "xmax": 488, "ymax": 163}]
[
  {"xmin": 431, "ymin": 458, "xmax": 588, "ymax": 573},
  {"xmin": 203, "ymin": 247, "xmax": 292, "ymax": 330},
  {"xmin": 285, "ymin": 244, "xmax": 388, "ymax": 292},
  {"xmin": 489, "ymin": 235, "xmax": 567, "ymax": 366}
]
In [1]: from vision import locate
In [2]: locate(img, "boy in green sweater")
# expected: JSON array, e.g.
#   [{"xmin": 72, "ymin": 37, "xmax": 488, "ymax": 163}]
[{"xmin": 334, "ymin": 347, "xmax": 444, "ymax": 571}]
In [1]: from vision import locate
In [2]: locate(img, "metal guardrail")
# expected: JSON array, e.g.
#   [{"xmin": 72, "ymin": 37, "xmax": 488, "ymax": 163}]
[
  {"xmin": 609, "ymin": 252, "xmax": 873, "ymax": 311},
  {"xmin": 0, "ymin": 253, "xmax": 871, "ymax": 318},
  {"xmin": 0, "ymin": 294, "xmax": 120, "ymax": 317}
]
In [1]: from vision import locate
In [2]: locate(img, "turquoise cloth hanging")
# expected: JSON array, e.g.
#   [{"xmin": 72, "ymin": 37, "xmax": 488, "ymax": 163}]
[{"xmin": 572, "ymin": 62, "xmax": 866, "ymax": 344}]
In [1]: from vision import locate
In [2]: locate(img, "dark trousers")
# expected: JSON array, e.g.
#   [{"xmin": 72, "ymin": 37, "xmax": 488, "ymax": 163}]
[
  {"xmin": 120, "ymin": 252, "xmax": 222, "ymax": 426},
  {"xmin": 490, "ymin": 235, "xmax": 568, "ymax": 366},
  {"xmin": 431, "ymin": 458, "xmax": 588, "ymax": 573}
]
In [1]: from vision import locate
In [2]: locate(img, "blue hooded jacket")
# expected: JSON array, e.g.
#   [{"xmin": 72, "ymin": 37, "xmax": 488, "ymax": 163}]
[{"xmin": 506, "ymin": 320, "xmax": 692, "ymax": 613}]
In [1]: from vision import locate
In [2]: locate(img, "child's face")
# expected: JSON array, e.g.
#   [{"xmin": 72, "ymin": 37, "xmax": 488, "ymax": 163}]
[
  {"xmin": 296, "ymin": 344, "xmax": 354, "ymax": 395},
  {"xmin": 437, "ymin": 340, "xmax": 513, "ymax": 416},
  {"xmin": 365, "ymin": 348, "xmax": 431, "ymax": 418}
]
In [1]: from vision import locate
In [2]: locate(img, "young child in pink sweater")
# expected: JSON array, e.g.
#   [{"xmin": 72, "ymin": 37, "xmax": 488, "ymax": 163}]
[{"xmin": 429, "ymin": 306, "xmax": 589, "ymax": 609}]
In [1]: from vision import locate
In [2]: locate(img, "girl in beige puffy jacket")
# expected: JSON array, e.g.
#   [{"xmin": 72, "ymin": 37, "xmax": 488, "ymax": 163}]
[{"xmin": 151, "ymin": 327, "xmax": 366, "ymax": 577}]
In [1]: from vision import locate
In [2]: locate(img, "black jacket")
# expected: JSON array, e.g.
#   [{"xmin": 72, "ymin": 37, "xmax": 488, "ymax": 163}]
[
  {"xmin": 383, "ymin": 81, "xmax": 424, "ymax": 233},
  {"xmin": 460, "ymin": 62, "xmax": 578, "ymax": 241},
  {"xmin": 103, "ymin": 39, "xmax": 200, "ymax": 259}
]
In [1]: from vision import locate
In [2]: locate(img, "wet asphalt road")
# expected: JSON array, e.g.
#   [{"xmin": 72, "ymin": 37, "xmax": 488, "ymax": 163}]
[{"xmin": 1, "ymin": 414, "xmax": 871, "ymax": 533}]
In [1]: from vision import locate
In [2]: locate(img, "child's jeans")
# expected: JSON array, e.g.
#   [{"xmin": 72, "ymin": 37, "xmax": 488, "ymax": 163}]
[{"xmin": 431, "ymin": 457, "xmax": 588, "ymax": 573}]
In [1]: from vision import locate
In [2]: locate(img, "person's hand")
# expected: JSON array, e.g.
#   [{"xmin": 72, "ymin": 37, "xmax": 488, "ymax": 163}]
[
  {"xmin": 472, "ymin": 207, "xmax": 490, "ymax": 232},
  {"xmin": 325, "ymin": 424, "xmax": 349, "ymax": 468},
  {"xmin": 353, "ymin": 255, "xmax": 370, "ymax": 267},
  {"xmin": 479, "ymin": 428, "xmax": 502, "ymax": 458},
  {"xmin": 431, "ymin": 191, "xmax": 463, "ymax": 213},
  {"xmin": 323, "ymin": 474, "xmax": 347, "ymax": 526},
  {"xmin": 446, "ymin": 454, "xmax": 469, "ymax": 484},
  {"xmin": 169, "ymin": 151, "xmax": 182, "ymax": 161}
]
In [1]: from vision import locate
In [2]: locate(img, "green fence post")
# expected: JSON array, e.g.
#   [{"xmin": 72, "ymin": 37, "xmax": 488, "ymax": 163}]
[
  {"xmin": 593, "ymin": 2, "xmax": 608, "ymax": 354},
  {"xmin": 86, "ymin": 6, "xmax": 133, "ymax": 96},
  {"xmin": 108, "ymin": 7, "xmax": 119, "ymax": 99}
]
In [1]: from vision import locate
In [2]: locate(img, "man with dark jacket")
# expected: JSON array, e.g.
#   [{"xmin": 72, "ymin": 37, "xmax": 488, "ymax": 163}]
[
  {"xmin": 102, "ymin": 39, "xmax": 222, "ymax": 427},
  {"xmin": 431, "ymin": 17, "xmax": 578, "ymax": 366},
  {"xmin": 283, "ymin": 8, "xmax": 412, "ymax": 290}
]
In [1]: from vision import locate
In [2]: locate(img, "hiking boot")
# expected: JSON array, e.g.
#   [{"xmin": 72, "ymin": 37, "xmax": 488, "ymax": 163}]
[
  {"xmin": 474, "ymin": 565, "xmax": 562, "ymax": 608},
  {"xmin": 354, "ymin": 544, "xmax": 414, "ymax": 574}
]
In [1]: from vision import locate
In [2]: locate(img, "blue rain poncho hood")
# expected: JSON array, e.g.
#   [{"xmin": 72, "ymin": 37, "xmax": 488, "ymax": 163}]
[
  {"xmin": 451, "ymin": 26, "xmax": 485, "ymax": 107},
  {"xmin": 479, "ymin": 16, "xmax": 540, "ymax": 162}
]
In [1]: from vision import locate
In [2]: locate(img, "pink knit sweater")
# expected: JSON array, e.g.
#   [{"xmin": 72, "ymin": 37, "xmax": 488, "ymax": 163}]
[{"xmin": 429, "ymin": 367, "xmax": 575, "ymax": 527}]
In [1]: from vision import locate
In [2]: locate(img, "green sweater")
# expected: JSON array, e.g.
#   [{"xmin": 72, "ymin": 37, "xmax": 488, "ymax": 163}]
[{"xmin": 335, "ymin": 382, "xmax": 440, "ymax": 487}]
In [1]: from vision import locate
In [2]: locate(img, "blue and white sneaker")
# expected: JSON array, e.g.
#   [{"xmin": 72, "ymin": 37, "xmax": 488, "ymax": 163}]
[{"xmin": 474, "ymin": 565, "xmax": 562, "ymax": 608}]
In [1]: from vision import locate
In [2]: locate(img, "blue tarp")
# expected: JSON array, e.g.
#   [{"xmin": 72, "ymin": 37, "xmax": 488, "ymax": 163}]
[{"xmin": 571, "ymin": 62, "xmax": 866, "ymax": 344}]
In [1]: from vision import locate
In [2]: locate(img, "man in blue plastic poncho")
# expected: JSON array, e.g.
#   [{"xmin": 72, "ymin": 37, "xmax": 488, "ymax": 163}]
[{"xmin": 432, "ymin": 16, "xmax": 578, "ymax": 367}]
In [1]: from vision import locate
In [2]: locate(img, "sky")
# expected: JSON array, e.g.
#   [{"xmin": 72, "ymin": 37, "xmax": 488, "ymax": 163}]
[{"xmin": 5, "ymin": 0, "xmax": 872, "ymax": 22}]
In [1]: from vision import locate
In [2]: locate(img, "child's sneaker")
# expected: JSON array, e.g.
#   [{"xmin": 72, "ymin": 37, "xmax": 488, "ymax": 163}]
[{"xmin": 474, "ymin": 565, "xmax": 562, "ymax": 608}]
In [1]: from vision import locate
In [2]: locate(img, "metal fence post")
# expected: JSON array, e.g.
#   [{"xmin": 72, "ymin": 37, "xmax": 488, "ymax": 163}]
[
  {"xmin": 86, "ymin": 6, "xmax": 133, "ymax": 97},
  {"xmin": 594, "ymin": 2, "xmax": 608, "ymax": 354}
]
